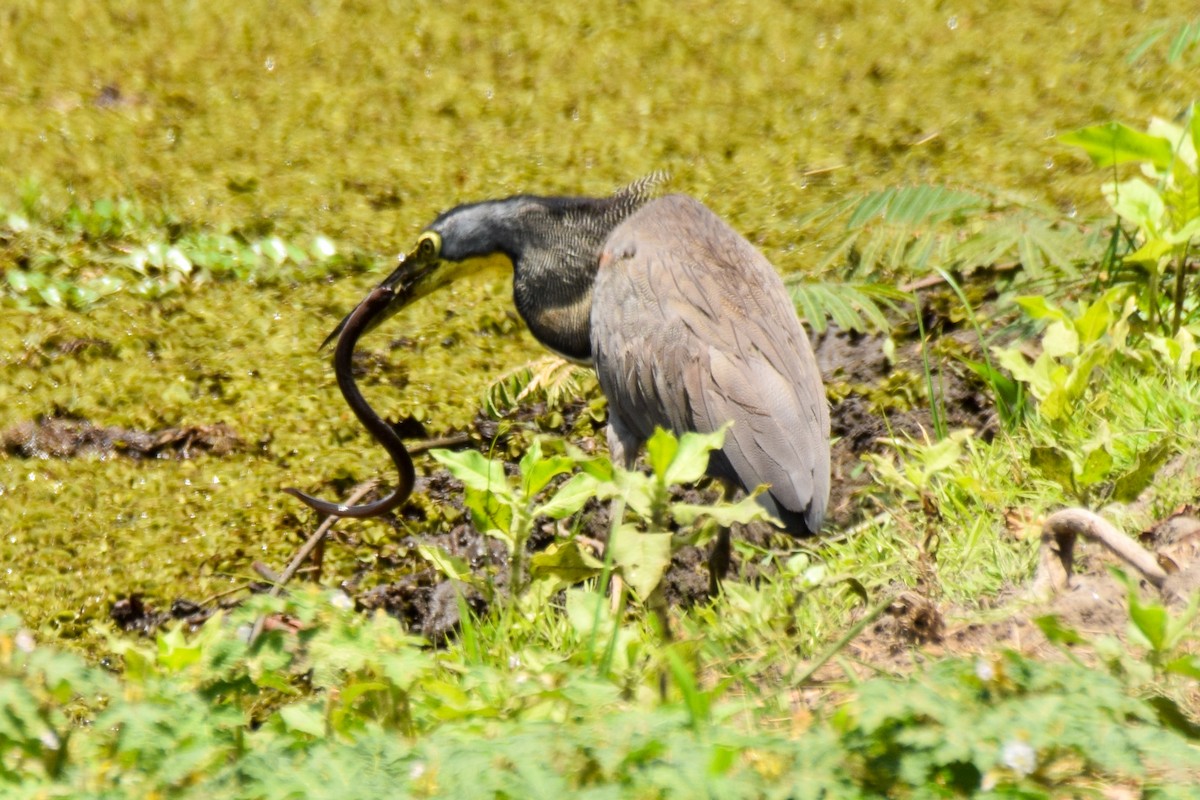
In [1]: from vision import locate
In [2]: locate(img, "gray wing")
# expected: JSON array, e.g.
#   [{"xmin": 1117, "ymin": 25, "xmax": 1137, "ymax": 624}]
[{"xmin": 591, "ymin": 194, "xmax": 830, "ymax": 535}]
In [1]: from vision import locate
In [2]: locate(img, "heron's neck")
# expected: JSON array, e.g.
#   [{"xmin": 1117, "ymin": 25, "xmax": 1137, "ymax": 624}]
[{"xmin": 512, "ymin": 245, "xmax": 598, "ymax": 364}]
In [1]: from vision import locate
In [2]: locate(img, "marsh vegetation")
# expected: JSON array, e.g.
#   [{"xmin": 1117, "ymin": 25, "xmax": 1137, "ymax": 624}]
[{"xmin": 3, "ymin": 1, "xmax": 1200, "ymax": 795}]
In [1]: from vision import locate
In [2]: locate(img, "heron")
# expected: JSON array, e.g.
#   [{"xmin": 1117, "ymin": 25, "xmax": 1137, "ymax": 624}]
[{"xmin": 288, "ymin": 177, "xmax": 831, "ymax": 586}]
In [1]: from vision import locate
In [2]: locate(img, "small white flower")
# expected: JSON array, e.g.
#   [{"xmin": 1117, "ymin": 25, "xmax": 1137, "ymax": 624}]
[
  {"xmin": 39, "ymin": 730, "xmax": 60, "ymax": 750},
  {"xmin": 409, "ymin": 761, "xmax": 426, "ymax": 779},
  {"xmin": 329, "ymin": 592, "xmax": 354, "ymax": 610},
  {"xmin": 1002, "ymin": 739, "xmax": 1036, "ymax": 777},
  {"xmin": 508, "ymin": 655, "xmax": 521, "ymax": 670},
  {"xmin": 974, "ymin": 659, "xmax": 995, "ymax": 682}
]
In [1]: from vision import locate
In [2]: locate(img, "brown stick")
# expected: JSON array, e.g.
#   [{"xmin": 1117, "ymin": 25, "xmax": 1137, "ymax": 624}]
[
  {"xmin": 248, "ymin": 480, "xmax": 378, "ymax": 643},
  {"xmin": 1033, "ymin": 507, "xmax": 1168, "ymax": 596}
]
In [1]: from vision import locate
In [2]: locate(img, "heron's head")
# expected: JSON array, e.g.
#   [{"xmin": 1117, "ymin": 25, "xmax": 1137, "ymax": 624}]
[
  {"xmin": 318, "ymin": 201, "xmax": 517, "ymax": 349},
  {"xmin": 318, "ymin": 175, "xmax": 667, "ymax": 351}
]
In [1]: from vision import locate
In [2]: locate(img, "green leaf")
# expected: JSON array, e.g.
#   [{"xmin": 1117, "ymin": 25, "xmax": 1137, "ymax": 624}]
[
  {"xmin": 1112, "ymin": 440, "xmax": 1173, "ymax": 502},
  {"xmin": 664, "ymin": 427, "xmax": 726, "ymax": 485},
  {"xmin": 417, "ymin": 544, "xmax": 473, "ymax": 582},
  {"xmin": 1074, "ymin": 296, "xmax": 1115, "ymax": 346},
  {"xmin": 1030, "ymin": 445, "xmax": 1074, "ymax": 492},
  {"xmin": 1060, "ymin": 122, "xmax": 1175, "ymax": 169},
  {"xmin": 517, "ymin": 437, "xmax": 543, "ymax": 478},
  {"xmin": 1102, "ymin": 178, "xmax": 1166, "ymax": 231},
  {"xmin": 644, "ymin": 427, "xmax": 679, "ymax": 480},
  {"xmin": 608, "ymin": 524, "xmax": 673, "ymax": 599},
  {"xmin": 529, "ymin": 541, "xmax": 604, "ymax": 586},
  {"xmin": 994, "ymin": 346, "xmax": 1048, "ymax": 396},
  {"xmin": 1165, "ymin": 654, "xmax": 1200, "ymax": 680},
  {"xmin": 522, "ymin": 454, "xmax": 575, "ymax": 497},
  {"xmin": 463, "ymin": 486, "xmax": 514, "ymax": 549},
  {"xmin": 1078, "ymin": 444, "xmax": 1112, "ymax": 486},
  {"xmin": 1127, "ymin": 596, "xmax": 1168, "ymax": 652},
  {"xmin": 1041, "ymin": 320, "xmax": 1079, "ymax": 359},
  {"xmin": 536, "ymin": 472, "xmax": 610, "ymax": 519},
  {"xmin": 1033, "ymin": 614, "xmax": 1087, "ymax": 646},
  {"xmin": 1014, "ymin": 295, "xmax": 1071, "ymax": 323},
  {"xmin": 671, "ymin": 493, "xmax": 769, "ymax": 527},
  {"xmin": 339, "ymin": 680, "xmax": 391, "ymax": 706},
  {"xmin": 430, "ymin": 448, "xmax": 511, "ymax": 496},
  {"xmin": 278, "ymin": 703, "xmax": 326, "ymax": 738}
]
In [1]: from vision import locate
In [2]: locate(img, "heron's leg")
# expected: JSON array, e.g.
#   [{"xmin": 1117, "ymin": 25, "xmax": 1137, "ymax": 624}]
[
  {"xmin": 605, "ymin": 419, "xmax": 640, "ymax": 471},
  {"xmin": 708, "ymin": 527, "xmax": 731, "ymax": 597}
]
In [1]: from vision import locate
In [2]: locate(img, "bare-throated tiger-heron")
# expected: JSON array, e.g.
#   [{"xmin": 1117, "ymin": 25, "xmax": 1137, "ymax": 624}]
[{"xmin": 287, "ymin": 178, "xmax": 831, "ymax": 576}]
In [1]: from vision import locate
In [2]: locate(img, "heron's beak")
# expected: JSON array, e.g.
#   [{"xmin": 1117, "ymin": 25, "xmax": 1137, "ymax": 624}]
[{"xmin": 319, "ymin": 242, "xmax": 447, "ymax": 350}]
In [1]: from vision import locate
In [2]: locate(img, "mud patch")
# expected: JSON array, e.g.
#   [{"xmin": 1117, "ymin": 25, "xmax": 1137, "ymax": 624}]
[
  {"xmin": 828, "ymin": 509, "xmax": 1200, "ymax": 682},
  {"xmin": 2, "ymin": 416, "xmax": 243, "ymax": 459},
  {"xmin": 816, "ymin": 327, "xmax": 999, "ymax": 529}
]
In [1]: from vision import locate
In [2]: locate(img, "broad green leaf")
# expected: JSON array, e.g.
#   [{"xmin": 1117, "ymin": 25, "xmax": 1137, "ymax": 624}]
[
  {"xmin": 156, "ymin": 627, "xmax": 203, "ymax": 673},
  {"xmin": 1102, "ymin": 178, "xmax": 1165, "ymax": 231},
  {"xmin": 1033, "ymin": 614, "xmax": 1087, "ymax": 646},
  {"xmin": 417, "ymin": 544, "xmax": 473, "ymax": 582},
  {"xmin": 340, "ymin": 680, "xmax": 391, "ymax": 706},
  {"xmin": 994, "ymin": 347, "xmax": 1048, "ymax": 396},
  {"xmin": 1064, "ymin": 345, "xmax": 1109, "ymax": 402},
  {"xmin": 1127, "ymin": 596, "xmax": 1168, "ymax": 651},
  {"xmin": 644, "ymin": 427, "xmax": 679, "ymax": 479},
  {"xmin": 918, "ymin": 431, "xmax": 968, "ymax": 473},
  {"xmin": 1060, "ymin": 122, "xmax": 1175, "ymax": 169},
  {"xmin": 1029, "ymin": 445, "xmax": 1074, "ymax": 492},
  {"xmin": 536, "ymin": 472, "xmax": 610, "ymax": 519},
  {"xmin": 671, "ymin": 493, "xmax": 769, "ymax": 527},
  {"xmin": 614, "ymin": 469, "xmax": 656, "ymax": 520},
  {"xmin": 522, "ymin": 454, "xmax": 575, "ymax": 497},
  {"xmin": 1078, "ymin": 444, "xmax": 1112, "ymax": 485},
  {"xmin": 463, "ymin": 486, "xmax": 514, "ymax": 549},
  {"xmin": 608, "ymin": 524, "xmax": 672, "ymax": 599},
  {"xmin": 1041, "ymin": 320, "xmax": 1079, "ymax": 359},
  {"xmin": 564, "ymin": 588, "xmax": 613, "ymax": 639},
  {"xmin": 1112, "ymin": 440, "xmax": 1173, "ymax": 502},
  {"xmin": 529, "ymin": 540, "xmax": 604, "ymax": 585},
  {"xmin": 279, "ymin": 703, "xmax": 326, "ymax": 738},
  {"xmin": 518, "ymin": 437, "xmax": 543, "ymax": 478},
  {"xmin": 1013, "ymin": 295, "xmax": 1070, "ymax": 323},
  {"xmin": 1165, "ymin": 654, "xmax": 1200, "ymax": 680},
  {"xmin": 664, "ymin": 427, "xmax": 726, "ymax": 485},
  {"xmin": 430, "ymin": 448, "xmax": 510, "ymax": 496},
  {"xmin": 1039, "ymin": 386, "xmax": 1068, "ymax": 421},
  {"xmin": 1074, "ymin": 296, "xmax": 1114, "ymax": 345},
  {"xmin": 1125, "ymin": 237, "xmax": 1173, "ymax": 266}
]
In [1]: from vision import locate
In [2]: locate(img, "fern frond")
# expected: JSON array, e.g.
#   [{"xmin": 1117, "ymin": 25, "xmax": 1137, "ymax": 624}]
[
  {"xmin": 800, "ymin": 184, "xmax": 1095, "ymax": 280},
  {"xmin": 845, "ymin": 185, "xmax": 989, "ymax": 228},
  {"xmin": 484, "ymin": 356, "xmax": 597, "ymax": 416},
  {"xmin": 787, "ymin": 280, "xmax": 908, "ymax": 334}
]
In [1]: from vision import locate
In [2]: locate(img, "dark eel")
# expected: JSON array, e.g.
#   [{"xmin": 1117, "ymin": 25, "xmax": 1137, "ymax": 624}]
[{"xmin": 283, "ymin": 284, "xmax": 415, "ymax": 517}]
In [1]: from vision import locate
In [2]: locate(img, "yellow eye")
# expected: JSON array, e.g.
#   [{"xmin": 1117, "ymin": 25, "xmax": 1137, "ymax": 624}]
[{"xmin": 416, "ymin": 232, "xmax": 441, "ymax": 259}]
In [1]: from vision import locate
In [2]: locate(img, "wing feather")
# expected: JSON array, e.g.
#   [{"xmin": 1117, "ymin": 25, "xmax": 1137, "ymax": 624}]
[{"xmin": 592, "ymin": 194, "xmax": 830, "ymax": 535}]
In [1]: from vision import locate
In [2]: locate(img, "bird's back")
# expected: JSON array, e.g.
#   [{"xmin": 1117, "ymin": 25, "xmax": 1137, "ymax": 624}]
[{"xmin": 591, "ymin": 194, "xmax": 830, "ymax": 535}]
